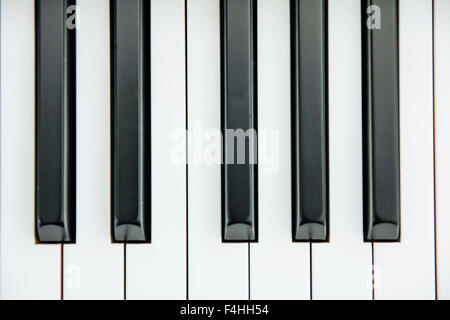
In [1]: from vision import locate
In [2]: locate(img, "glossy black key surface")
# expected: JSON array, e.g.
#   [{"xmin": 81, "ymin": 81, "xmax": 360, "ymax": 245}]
[
  {"xmin": 362, "ymin": 0, "xmax": 400, "ymax": 241},
  {"xmin": 35, "ymin": 0, "xmax": 76, "ymax": 243},
  {"xmin": 291, "ymin": 0, "xmax": 329, "ymax": 241},
  {"xmin": 111, "ymin": 0, "xmax": 151, "ymax": 243},
  {"xmin": 221, "ymin": 0, "xmax": 258, "ymax": 242}
]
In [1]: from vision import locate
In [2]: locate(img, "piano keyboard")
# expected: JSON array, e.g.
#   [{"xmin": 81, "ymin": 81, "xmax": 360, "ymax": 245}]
[{"xmin": 0, "ymin": 0, "xmax": 449, "ymax": 300}]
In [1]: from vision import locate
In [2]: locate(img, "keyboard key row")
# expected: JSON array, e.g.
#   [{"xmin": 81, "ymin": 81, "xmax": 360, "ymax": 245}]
[
  {"xmin": 34, "ymin": 0, "xmax": 402, "ymax": 244},
  {"xmin": 1, "ymin": 0, "xmax": 446, "ymax": 300}
]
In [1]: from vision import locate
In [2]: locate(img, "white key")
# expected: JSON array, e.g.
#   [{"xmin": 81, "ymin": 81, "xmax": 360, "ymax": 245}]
[
  {"xmin": 250, "ymin": 0, "xmax": 310, "ymax": 300},
  {"xmin": 312, "ymin": 0, "xmax": 373, "ymax": 300},
  {"xmin": 433, "ymin": 0, "xmax": 450, "ymax": 300},
  {"xmin": 373, "ymin": 0, "xmax": 436, "ymax": 300},
  {"xmin": 0, "ymin": 0, "xmax": 61, "ymax": 299},
  {"xmin": 126, "ymin": 0, "xmax": 187, "ymax": 300},
  {"xmin": 187, "ymin": 0, "xmax": 248, "ymax": 300},
  {"xmin": 63, "ymin": 0, "xmax": 124, "ymax": 300}
]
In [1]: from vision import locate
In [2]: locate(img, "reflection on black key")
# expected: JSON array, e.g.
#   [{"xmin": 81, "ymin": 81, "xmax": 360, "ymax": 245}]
[
  {"xmin": 111, "ymin": 0, "xmax": 151, "ymax": 243},
  {"xmin": 362, "ymin": 0, "xmax": 400, "ymax": 241},
  {"xmin": 291, "ymin": 0, "xmax": 329, "ymax": 242},
  {"xmin": 35, "ymin": 0, "xmax": 76, "ymax": 243},
  {"xmin": 221, "ymin": 0, "xmax": 258, "ymax": 242}
]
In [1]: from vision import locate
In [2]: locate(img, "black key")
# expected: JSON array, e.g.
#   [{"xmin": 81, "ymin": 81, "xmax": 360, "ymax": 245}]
[
  {"xmin": 221, "ymin": 0, "xmax": 258, "ymax": 242},
  {"xmin": 362, "ymin": 0, "xmax": 400, "ymax": 241},
  {"xmin": 291, "ymin": 0, "xmax": 329, "ymax": 242},
  {"xmin": 35, "ymin": 0, "xmax": 76, "ymax": 243},
  {"xmin": 111, "ymin": 0, "xmax": 151, "ymax": 243}
]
